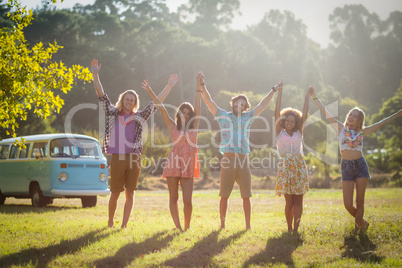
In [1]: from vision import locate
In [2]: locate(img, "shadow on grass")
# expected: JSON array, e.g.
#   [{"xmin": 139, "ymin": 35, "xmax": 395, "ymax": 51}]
[
  {"xmin": 0, "ymin": 227, "xmax": 112, "ymax": 268},
  {"xmin": 163, "ymin": 229, "xmax": 246, "ymax": 267},
  {"xmin": 242, "ymin": 232, "xmax": 302, "ymax": 268},
  {"xmin": 340, "ymin": 231, "xmax": 384, "ymax": 264},
  {"xmin": 92, "ymin": 230, "xmax": 177, "ymax": 267},
  {"xmin": 0, "ymin": 204, "xmax": 80, "ymax": 214}
]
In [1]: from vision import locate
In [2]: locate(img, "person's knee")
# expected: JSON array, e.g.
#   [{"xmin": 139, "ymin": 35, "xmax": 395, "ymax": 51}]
[
  {"xmin": 170, "ymin": 194, "xmax": 179, "ymax": 203},
  {"xmin": 294, "ymin": 196, "xmax": 303, "ymax": 207},
  {"xmin": 343, "ymin": 200, "xmax": 354, "ymax": 211},
  {"xmin": 355, "ymin": 198, "xmax": 365, "ymax": 209},
  {"xmin": 183, "ymin": 197, "xmax": 192, "ymax": 207},
  {"xmin": 125, "ymin": 190, "xmax": 135, "ymax": 200},
  {"xmin": 109, "ymin": 192, "xmax": 120, "ymax": 201}
]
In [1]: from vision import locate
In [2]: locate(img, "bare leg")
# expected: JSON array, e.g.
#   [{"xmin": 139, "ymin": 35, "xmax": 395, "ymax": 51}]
[
  {"xmin": 121, "ymin": 189, "xmax": 135, "ymax": 228},
  {"xmin": 355, "ymin": 178, "xmax": 368, "ymax": 227},
  {"xmin": 180, "ymin": 178, "xmax": 194, "ymax": 230},
  {"xmin": 243, "ymin": 197, "xmax": 251, "ymax": 230},
  {"xmin": 108, "ymin": 191, "xmax": 120, "ymax": 228},
  {"xmin": 167, "ymin": 177, "xmax": 182, "ymax": 230},
  {"xmin": 342, "ymin": 181, "xmax": 356, "ymax": 217},
  {"xmin": 284, "ymin": 194, "xmax": 294, "ymax": 232},
  {"xmin": 220, "ymin": 197, "xmax": 229, "ymax": 229},
  {"xmin": 293, "ymin": 194, "xmax": 304, "ymax": 233}
]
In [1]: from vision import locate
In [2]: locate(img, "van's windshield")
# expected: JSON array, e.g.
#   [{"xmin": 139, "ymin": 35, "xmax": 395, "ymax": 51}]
[{"xmin": 50, "ymin": 138, "xmax": 102, "ymax": 158}]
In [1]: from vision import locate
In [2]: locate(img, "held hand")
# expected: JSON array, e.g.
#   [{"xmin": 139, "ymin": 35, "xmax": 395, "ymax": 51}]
[
  {"xmin": 91, "ymin": 59, "xmax": 101, "ymax": 74},
  {"xmin": 274, "ymin": 79, "xmax": 284, "ymax": 91},
  {"xmin": 307, "ymin": 86, "xmax": 315, "ymax": 97},
  {"xmin": 141, "ymin": 79, "xmax": 152, "ymax": 92},
  {"xmin": 196, "ymin": 72, "xmax": 205, "ymax": 85},
  {"xmin": 168, "ymin": 74, "xmax": 179, "ymax": 87}
]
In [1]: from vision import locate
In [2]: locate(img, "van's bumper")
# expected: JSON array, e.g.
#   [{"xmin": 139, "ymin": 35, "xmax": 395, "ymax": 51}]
[{"xmin": 51, "ymin": 189, "xmax": 110, "ymax": 196}]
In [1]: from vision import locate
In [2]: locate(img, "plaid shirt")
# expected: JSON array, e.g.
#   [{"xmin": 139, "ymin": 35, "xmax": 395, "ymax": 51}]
[{"xmin": 99, "ymin": 94, "xmax": 157, "ymax": 154}]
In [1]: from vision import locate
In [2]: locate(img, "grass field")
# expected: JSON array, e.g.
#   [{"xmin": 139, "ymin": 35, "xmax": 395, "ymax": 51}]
[{"xmin": 0, "ymin": 188, "xmax": 401, "ymax": 267}]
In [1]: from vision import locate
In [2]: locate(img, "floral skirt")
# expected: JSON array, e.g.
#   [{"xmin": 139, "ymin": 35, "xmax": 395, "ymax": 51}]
[{"xmin": 275, "ymin": 153, "xmax": 309, "ymax": 196}]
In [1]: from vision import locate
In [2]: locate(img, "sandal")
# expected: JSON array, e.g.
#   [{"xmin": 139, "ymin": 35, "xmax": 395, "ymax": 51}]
[
  {"xmin": 354, "ymin": 219, "xmax": 369, "ymax": 233},
  {"xmin": 361, "ymin": 220, "xmax": 369, "ymax": 232}
]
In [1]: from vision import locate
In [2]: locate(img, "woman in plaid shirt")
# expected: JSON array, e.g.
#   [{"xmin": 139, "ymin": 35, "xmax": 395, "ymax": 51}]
[{"xmin": 91, "ymin": 60, "xmax": 178, "ymax": 228}]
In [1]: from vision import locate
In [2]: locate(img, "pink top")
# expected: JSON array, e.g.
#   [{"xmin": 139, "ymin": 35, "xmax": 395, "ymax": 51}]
[
  {"xmin": 163, "ymin": 126, "xmax": 200, "ymax": 179},
  {"xmin": 276, "ymin": 130, "xmax": 303, "ymax": 157},
  {"xmin": 108, "ymin": 113, "xmax": 139, "ymax": 154}
]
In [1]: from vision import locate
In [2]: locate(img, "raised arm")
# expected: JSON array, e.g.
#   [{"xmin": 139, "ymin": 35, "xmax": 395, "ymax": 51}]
[
  {"xmin": 198, "ymin": 73, "xmax": 219, "ymax": 116},
  {"xmin": 363, "ymin": 109, "xmax": 402, "ymax": 135},
  {"xmin": 274, "ymin": 84, "xmax": 283, "ymax": 137},
  {"xmin": 157, "ymin": 73, "xmax": 179, "ymax": 102},
  {"xmin": 300, "ymin": 87, "xmax": 312, "ymax": 135},
  {"xmin": 142, "ymin": 79, "xmax": 175, "ymax": 132},
  {"xmin": 309, "ymin": 87, "xmax": 344, "ymax": 136},
  {"xmin": 193, "ymin": 73, "xmax": 203, "ymax": 129},
  {"xmin": 255, "ymin": 79, "xmax": 283, "ymax": 117},
  {"xmin": 90, "ymin": 60, "xmax": 105, "ymax": 98}
]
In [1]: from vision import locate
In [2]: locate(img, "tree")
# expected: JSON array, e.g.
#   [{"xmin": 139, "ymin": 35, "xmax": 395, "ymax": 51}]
[
  {"xmin": 324, "ymin": 5, "xmax": 402, "ymax": 112},
  {"xmin": 0, "ymin": 0, "xmax": 92, "ymax": 141},
  {"xmin": 369, "ymin": 83, "xmax": 402, "ymax": 150},
  {"xmin": 250, "ymin": 10, "xmax": 321, "ymax": 86},
  {"xmin": 179, "ymin": 0, "xmax": 240, "ymax": 40}
]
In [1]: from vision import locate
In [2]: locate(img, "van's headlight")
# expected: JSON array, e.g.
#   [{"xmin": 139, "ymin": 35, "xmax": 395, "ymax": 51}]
[
  {"xmin": 99, "ymin": 173, "xmax": 107, "ymax": 182},
  {"xmin": 58, "ymin": 172, "xmax": 68, "ymax": 182}
]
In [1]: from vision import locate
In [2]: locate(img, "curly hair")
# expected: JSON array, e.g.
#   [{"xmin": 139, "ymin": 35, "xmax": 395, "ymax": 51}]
[
  {"xmin": 115, "ymin": 90, "xmax": 139, "ymax": 112},
  {"xmin": 279, "ymin": 107, "xmax": 303, "ymax": 132},
  {"xmin": 344, "ymin": 107, "xmax": 365, "ymax": 131},
  {"xmin": 230, "ymin": 94, "xmax": 251, "ymax": 111},
  {"xmin": 176, "ymin": 102, "xmax": 195, "ymax": 131}
]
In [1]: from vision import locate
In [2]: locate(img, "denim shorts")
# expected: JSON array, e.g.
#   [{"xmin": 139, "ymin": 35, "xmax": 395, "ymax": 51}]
[{"xmin": 341, "ymin": 157, "xmax": 371, "ymax": 181}]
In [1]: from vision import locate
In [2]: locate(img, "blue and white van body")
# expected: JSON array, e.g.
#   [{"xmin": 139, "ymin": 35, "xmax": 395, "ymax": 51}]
[{"xmin": 0, "ymin": 133, "xmax": 109, "ymax": 207}]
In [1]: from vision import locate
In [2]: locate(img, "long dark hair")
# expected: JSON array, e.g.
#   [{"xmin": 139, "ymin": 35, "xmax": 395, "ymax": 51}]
[{"xmin": 176, "ymin": 102, "xmax": 195, "ymax": 131}]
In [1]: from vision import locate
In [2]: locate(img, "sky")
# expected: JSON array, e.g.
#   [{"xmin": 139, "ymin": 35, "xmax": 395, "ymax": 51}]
[{"xmin": 23, "ymin": 0, "xmax": 402, "ymax": 48}]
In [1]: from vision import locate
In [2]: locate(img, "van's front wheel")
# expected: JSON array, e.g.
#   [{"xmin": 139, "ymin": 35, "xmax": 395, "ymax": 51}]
[
  {"xmin": 31, "ymin": 185, "xmax": 47, "ymax": 207},
  {"xmin": 81, "ymin": 196, "xmax": 97, "ymax": 208}
]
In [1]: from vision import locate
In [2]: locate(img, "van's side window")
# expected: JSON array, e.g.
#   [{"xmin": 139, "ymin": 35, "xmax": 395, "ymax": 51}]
[
  {"xmin": 0, "ymin": 145, "xmax": 10, "ymax": 159},
  {"xmin": 9, "ymin": 145, "xmax": 19, "ymax": 159},
  {"xmin": 19, "ymin": 143, "xmax": 31, "ymax": 158},
  {"xmin": 31, "ymin": 142, "xmax": 48, "ymax": 158}
]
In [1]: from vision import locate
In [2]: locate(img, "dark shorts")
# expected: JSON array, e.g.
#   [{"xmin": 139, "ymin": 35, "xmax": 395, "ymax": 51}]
[{"xmin": 341, "ymin": 157, "xmax": 371, "ymax": 182}]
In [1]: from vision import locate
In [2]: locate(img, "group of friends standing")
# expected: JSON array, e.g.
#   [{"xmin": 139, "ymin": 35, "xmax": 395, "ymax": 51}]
[{"xmin": 90, "ymin": 60, "xmax": 401, "ymax": 233}]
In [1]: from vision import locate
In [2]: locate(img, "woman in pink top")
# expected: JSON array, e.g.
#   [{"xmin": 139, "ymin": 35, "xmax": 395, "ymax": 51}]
[
  {"xmin": 142, "ymin": 73, "xmax": 202, "ymax": 231},
  {"xmin": 310, "ymin": 87, "xmax": 401, "ymax": 233},
  {"xmin": 274, "ymin": 84, "xmax": 312, "ymax": 233}
]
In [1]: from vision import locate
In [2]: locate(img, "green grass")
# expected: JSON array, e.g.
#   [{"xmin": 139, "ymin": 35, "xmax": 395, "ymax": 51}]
[{"xmin": 1, "ymin": 188, "xmax": 401, "ymax": 267}]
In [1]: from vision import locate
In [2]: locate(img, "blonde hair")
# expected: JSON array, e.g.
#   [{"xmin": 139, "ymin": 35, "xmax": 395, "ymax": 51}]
[
  {"xmin": 230, "ymin": 94, "xmax": 251, "ymax": 111},
  {"xmin": 115, "ymin": 90, "xmax": 139, "ymax": 112},
  {"xmin": 344, "ymin": 107, "xmax": 365, "ymax": 130},
  {"xmin": 279, "ymin": 107, "xmax": 303, "ymax": 132}
]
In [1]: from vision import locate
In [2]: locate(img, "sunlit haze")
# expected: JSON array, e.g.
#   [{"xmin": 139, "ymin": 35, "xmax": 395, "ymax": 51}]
[{"xmin": 20, "ymin": 0, "xmax": 402, "ymax": 47}]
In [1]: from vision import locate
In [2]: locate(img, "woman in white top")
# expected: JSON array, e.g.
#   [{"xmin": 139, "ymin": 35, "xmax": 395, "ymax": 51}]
[
  {"xmin": 274, "ymin": 83, "xmax": 312, "ymax": 233},
  {"xmin": 309, "ymin": 87, "xmax": 401, "ymax": 232}
]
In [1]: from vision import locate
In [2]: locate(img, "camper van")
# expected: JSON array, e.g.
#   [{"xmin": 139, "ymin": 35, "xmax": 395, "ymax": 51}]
[{"xmin": 0, "ymin": 133, "xmax": 109, "ymax": 207}]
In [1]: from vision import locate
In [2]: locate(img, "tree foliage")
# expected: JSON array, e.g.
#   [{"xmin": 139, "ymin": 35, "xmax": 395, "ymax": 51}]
[{"xmin": 0, "ymin": 0, "xmax": 92, "ymax": 140}]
